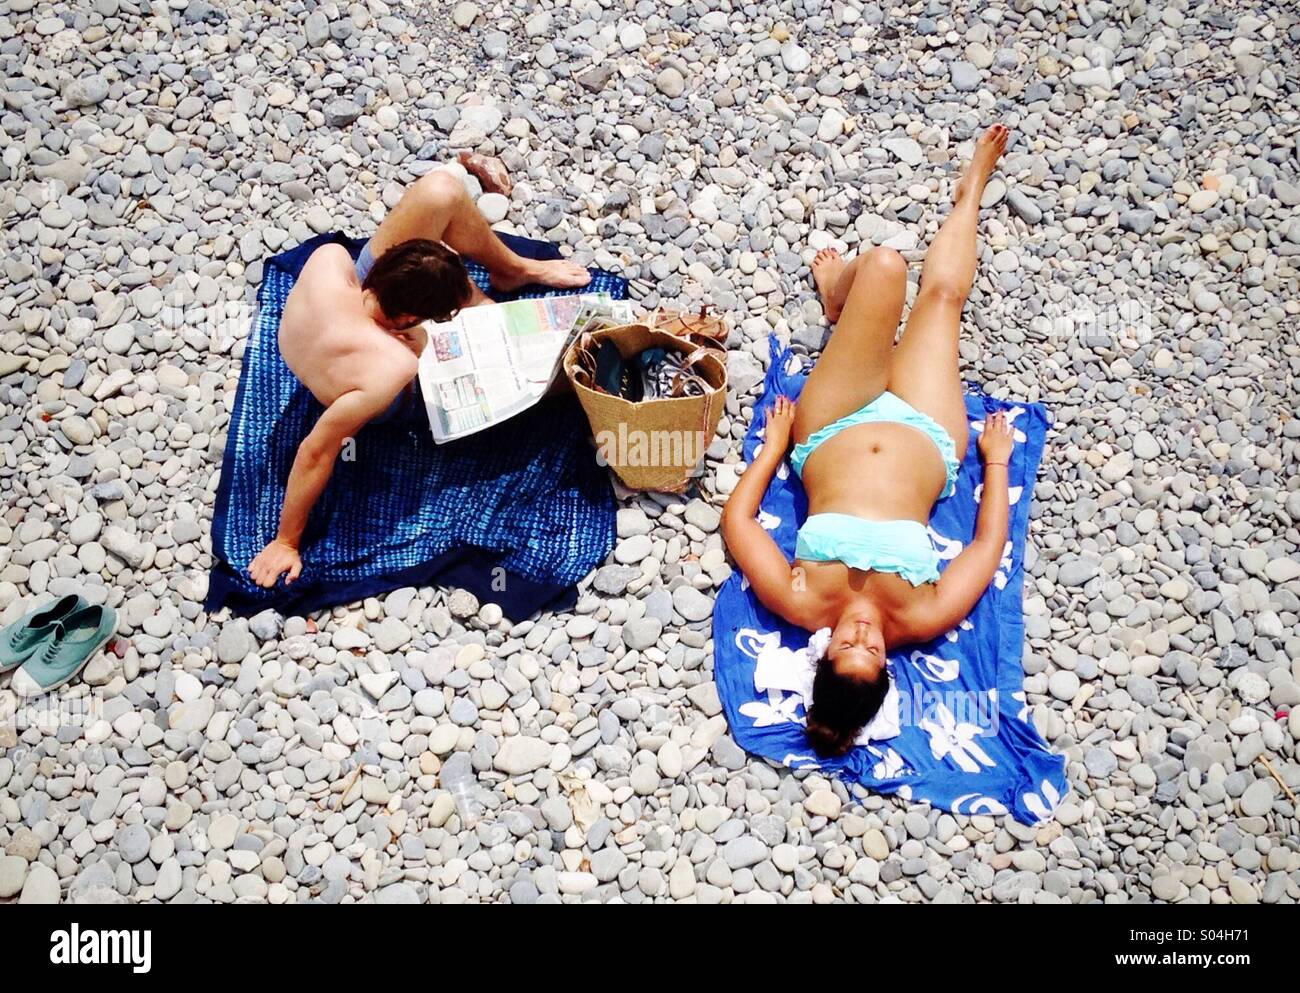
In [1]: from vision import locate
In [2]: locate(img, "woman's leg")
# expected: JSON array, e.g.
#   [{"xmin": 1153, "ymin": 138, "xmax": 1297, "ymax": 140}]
[
  {"xmin": 888, "ymin": 125, "xmax": 1009, "ymax": 460},
  {"xmin": 793, "ymin": 246, "xmax": 908, "ymax": 445}
]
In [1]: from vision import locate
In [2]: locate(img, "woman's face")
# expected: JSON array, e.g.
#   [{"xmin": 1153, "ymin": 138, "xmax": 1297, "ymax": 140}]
[{"xmin": 826, "ymin": 613, "xmax": 887, "ymax": 682}]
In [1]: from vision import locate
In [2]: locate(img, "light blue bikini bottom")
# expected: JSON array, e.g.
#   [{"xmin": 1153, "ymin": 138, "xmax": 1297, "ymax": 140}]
[
  {"xmin": 356, "ymin": 240, "xmax": 376, "ymax": 281},
  {"xmin": 788, "ymin": 392, "xmax": 957, "ymax": 585},
  {"xmin": 789, "ymin": 390, "xmax": 960, "ymax": 499},
  {"xmin": 795, "ymin": 514, "xmax": 940, "ymax": 586}
]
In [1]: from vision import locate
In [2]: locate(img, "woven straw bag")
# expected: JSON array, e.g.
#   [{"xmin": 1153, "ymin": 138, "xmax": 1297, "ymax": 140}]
[{"xmin": 564, "ymin": 323, "xmax": 728, "ymax": 493}]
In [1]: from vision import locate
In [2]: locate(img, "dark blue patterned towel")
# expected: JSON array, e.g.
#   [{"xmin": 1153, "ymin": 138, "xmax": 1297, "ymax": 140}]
[{"xmin": 207, "ymin": 231, "xmax": 625, "ymax": 620}]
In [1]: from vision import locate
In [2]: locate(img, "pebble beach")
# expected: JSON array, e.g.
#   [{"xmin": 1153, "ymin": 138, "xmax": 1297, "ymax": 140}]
[{"xmin": 1, "ymin": 0, "xmax": 1298, "ymax": 905}]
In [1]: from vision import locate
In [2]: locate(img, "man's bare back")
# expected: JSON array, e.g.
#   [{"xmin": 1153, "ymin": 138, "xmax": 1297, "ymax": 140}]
[{"xmin": 279, "ymin": 244, "xmax": 417, "ymax": 410}]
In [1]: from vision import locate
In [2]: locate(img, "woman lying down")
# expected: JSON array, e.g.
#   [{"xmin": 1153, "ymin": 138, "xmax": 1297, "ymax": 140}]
[{"xmin": 721, "ymin": 126, "xmax": 1015, "ymax": 758}]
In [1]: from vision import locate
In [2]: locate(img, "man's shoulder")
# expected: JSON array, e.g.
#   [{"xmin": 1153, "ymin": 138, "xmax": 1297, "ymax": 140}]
[
  {"xmin": 286, "ymin": 245, "xmax": 358, "ymax": 315},
  {"xmin": 301, "ymin": 242, "xmax": 356, "ymax": 277}
]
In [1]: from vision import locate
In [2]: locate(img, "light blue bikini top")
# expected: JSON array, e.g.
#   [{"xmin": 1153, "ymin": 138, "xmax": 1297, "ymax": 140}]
[{"xmin": 795, "ymin": 513, "xmax": 940, "ymax": 586}]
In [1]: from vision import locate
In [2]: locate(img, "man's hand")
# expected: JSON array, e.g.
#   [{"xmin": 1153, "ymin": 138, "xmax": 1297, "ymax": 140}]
[
  {"xmin": 762, "ymin": 396, "xmax": 797, "ymax": 455},
  {"xmin": 391, "ymin": 323, "xmax": 427, "ymax": 358},
  {"xmin": 249, "ymin": 538, "xmax": 302, "ymax": 588},
  {"xmin": 977, "ymin": 410, "xmax": 1014, "ymax": 464}
]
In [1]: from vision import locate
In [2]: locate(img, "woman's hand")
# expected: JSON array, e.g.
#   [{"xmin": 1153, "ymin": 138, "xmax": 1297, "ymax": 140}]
[
  {"xmin": 977, "ymin": 410, "xmax": 1013, "ymax": 465},
  {"xmin": 762, "ymin": 396, "xmax": 797, "ymax": 455}
]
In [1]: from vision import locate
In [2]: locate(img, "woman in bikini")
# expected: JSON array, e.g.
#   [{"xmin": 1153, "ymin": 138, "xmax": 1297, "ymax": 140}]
[{"xmin": 721, "ymin": 125, "xmax": 1016, "ymax": 758}]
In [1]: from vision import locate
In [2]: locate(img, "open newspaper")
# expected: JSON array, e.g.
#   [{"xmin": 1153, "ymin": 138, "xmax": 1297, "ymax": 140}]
[{"xmin": 417, "ymin": 294, "xmax": 634, "ymax": 443}]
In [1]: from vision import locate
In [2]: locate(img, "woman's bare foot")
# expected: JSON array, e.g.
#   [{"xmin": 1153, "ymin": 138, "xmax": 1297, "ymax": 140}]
[
  {"xmin": 490, "ymin": 257, "xmax": 592, "ymax": 293},
  {"xmin": 811, "ymin": 247, "xmax": 848, "ymax": 322},
  {"xmin": 953, "ymin": 124, "xmax": 1010, "ymax": 206},
  {"xmin": 457, "ymin": 151, "xmax": 513, "ymax": 196}
]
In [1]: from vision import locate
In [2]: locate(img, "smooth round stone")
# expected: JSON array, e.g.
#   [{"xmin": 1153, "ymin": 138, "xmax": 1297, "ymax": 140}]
[
  {"xmin": 1152, "ymin": 874, "xmax": 1181, "ymax": 902},
  {"xmin": 1239, "ymin": 779, "xmax": 1276, "ymax": 817},
  {"xmin": 208, "ymin": 814, "xmax": 239, "ymax": 851},
  {"xmin": 656, "ymin": 67, "xmax": 685, "ymax": 97},
  {"xmin": 173, "ymin": 671, "xmax": 203, "ymax": 703},
  {"xmin": 1048, "ymin": 670, "xmax": 1080, "ymax": 701},
  {"xmin": 657, "ymin": 740, "xmax": 683, "ymax": 778},
  {"xmin": 477, "ymin": 193, "xmax": 509, "ymax": 223},
  {"xmin": 804, "ymin": 789, "xmax": 841, "ymax": 818},
  {"xmin": 781, "ymin": 42, "xmax": 811, "ymax": 72},
  {"xmin": 0, "ymin": 856, "xmax": 27, "ymax": 899},
  {"xmin": 630, "ymin": 763, "xmax": 660, "ymax": 796},
  {"xmin": 772, "ymin": 844, "xmax": 799, "ymax": 872}
]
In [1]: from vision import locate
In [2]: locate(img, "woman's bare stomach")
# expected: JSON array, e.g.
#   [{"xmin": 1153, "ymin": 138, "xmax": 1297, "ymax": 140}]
[{"xmin": 800, "ymin": 421, "xmax": 947, "ymax": 522}]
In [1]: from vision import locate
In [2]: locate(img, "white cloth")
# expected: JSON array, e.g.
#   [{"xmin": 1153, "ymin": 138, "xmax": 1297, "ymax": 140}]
[{"xmin": 751, "ymin": 627, "xmax": 901, "ymax": 744}]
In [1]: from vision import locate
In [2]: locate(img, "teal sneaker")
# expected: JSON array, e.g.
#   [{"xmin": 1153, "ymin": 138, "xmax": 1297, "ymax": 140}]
[
  {"xmin": 11, "ymin": 604, "xmax": 118, "ymax": 698},
  {"xmin": 0, "ymin": 594, "xmax": 87, "ymax": 674}
]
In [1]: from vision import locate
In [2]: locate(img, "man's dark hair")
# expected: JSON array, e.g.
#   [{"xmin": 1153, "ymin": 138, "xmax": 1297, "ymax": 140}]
[
  {"xmin": 805, "ymin": 661, "xmax": 891, "ymax": 758},
  {"xmin": 362, "ymin": 238, "xmax": 472, "ymax": 324}
]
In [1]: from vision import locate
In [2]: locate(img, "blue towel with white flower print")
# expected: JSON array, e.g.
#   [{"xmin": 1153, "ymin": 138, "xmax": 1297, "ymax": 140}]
[{"xmin": 712, "ymin": 337, "xmax": 1067, "ymax": 825}]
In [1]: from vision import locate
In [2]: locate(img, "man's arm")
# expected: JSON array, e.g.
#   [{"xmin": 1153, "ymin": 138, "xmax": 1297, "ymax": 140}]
[{"xmin": 247, "ymin": 387, "xmax": 396, "ymax": 588}]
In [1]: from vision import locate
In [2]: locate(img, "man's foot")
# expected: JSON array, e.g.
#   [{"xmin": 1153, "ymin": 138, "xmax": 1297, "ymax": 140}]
[
  {"xmin": 811, "ymin": 247, "xmax": 848, "ymax": 322},
  {"xmin": 490, "ymin": 258, "xmax": 592, "ymax": 293},
  {"xmin": 953, "ymin": 124, "xmax": 1009, "ymax": 206},
  {"xmin": 457, "ymin": 152, "xmax": 513, "ymax": 196}
]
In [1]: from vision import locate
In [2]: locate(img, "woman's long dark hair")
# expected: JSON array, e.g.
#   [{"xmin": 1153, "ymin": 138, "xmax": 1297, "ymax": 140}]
[{"xmin": 805, "ymin": 660, "xmax": 891, "ymax": 758}]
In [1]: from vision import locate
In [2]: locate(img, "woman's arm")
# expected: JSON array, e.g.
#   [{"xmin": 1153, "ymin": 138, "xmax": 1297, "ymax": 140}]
[
  {"xmin": 720, "ymin": 397, "xmax": 804, "ymax": 623},
  {"xmin": 906, "ymin": 411, "xmax": 1014, "ymax": 640},
  {"xmin": 248, "ymin": 386, "xmax": 395, "ymax": 587}
]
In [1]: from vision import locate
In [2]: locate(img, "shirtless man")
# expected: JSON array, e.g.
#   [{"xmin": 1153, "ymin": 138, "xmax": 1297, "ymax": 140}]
[{"xmin": 248, "ymin": 160, "xmax": 591, "ymax": 588}]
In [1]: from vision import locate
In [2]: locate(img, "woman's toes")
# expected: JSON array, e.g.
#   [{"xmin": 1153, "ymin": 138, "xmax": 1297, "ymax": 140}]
[{"xmin": 813, "ymin": 247, "xmax": 840, "ymax": 269}]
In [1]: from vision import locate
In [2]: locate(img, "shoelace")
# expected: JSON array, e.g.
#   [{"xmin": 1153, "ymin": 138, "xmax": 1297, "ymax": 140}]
[
  {"xmin": 5, "ymin": 624, "xmax": 41, "ymax": 651},
  {"xmin": 29, "ymin": 625, "xmax": 67, "ymax": 666}
]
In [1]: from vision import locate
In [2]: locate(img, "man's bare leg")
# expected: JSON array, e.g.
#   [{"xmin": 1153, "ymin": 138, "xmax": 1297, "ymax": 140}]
[{"xmin": 369, "ymin": 169, "xmax": 590, "ymax": 291}]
